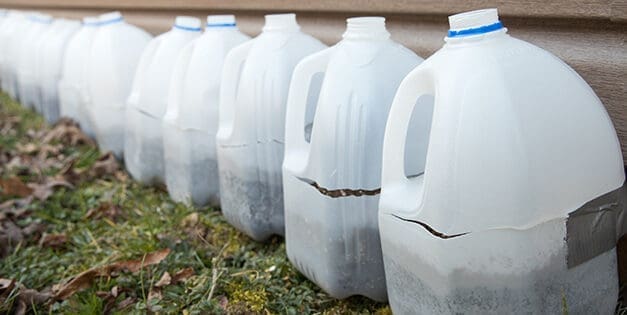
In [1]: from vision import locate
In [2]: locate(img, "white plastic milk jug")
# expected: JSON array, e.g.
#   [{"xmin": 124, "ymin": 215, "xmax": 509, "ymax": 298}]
[
  {"xmin": 2, "ymin": 11, "xmax": 31, "ymax": 99},
  {"xmin": 163, "ymin": 15, "xmax": 250, "ymax": 206},
  {"xmin": 37, "ymin": 19, "xmax": 80, "ymax": 123},
  {"xmin": 125, "ymin": 16, "xmax": 201, "ymax": 184},
  {"xmin": 379, "ymin": 8, "xmax": 625, "ymax": 314},
  {"xmin": 16, "ymin": 13, "xmax": 52, "ymax": 108},
  {"xmin": 216, "ymin": 13, "xmax": 326, "ymax": 241},
  {"xmin": 58, "ymin": 16, "xmax": 100, "ymax": 137},
  {"xmin": 89, "ymin": 11, "xmax": 152, "ymax": 158},
  {"xmin": 0, "ymin": 10, "xmax": 23, "ymax": 93},
  {"xmin": 283, "ymin": 17, "xmax": 424, "ymax": 301}
]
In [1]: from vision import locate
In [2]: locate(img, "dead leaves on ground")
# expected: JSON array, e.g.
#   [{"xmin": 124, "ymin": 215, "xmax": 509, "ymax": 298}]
[
  {"xmin": 53, "ymin": 248, "xmax": 171, "ymax": 300},
  {"xmin": 0, "ymin": 248, "xmax": 172, "ymax": 314}
]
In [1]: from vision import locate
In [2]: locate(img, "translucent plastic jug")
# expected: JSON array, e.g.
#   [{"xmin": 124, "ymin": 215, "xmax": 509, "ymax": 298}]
[
  {"xmin": 216, "ymin": 13, "xmax": 326, "ymax": 241},
  {"xmin": 1, "ymin": 11, "xmax": 30, "ymax": 99},
  {"xmin": 58, "ymin": 17, "xmax": 100, "ymax": 137},
  {"xmin": 89, "ymin": 11, "xmax": 152, "ymax": 158},
  {"xmin": 379, "ymin": 8, "xmax": 625, "ymax": 314},
  {"xmin": 125, "ymin": 16, "xmax": 201, "ymax": 184},
  {"xmin": 283, "ymin": 17, "xmax": 423, "ymax": 301},
  {"xmin": 16, "ymin": 13, "xmax": 52, "ymax": 107},
  {"xmin": 36, "ymin": 19, "xmax": 80, "ymax": 123},
  {"xmin": 0, "ymin": 10, "xmax": 23, "ymax": 93},
  {"xmin": 163, "ymin": 15, "xmax": 250, "ymax": 206}
]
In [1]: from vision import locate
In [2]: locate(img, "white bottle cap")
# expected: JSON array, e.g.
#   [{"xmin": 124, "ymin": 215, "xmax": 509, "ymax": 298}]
[
  {"xmin": 82, "ymin": 16, "xmax": 99, "ymax": 26},
  {"xmin": 448, "ymin": 8, "xmax": 499, "ymax": 31},
  {"xmin": 99, "ymin": 11, "xmax": 123, "ymax": 24},
  {"xmin": 174, "ymin": 16, "xmax": 201, "ymax": 31},
  {"xmin": 206, "ymin": 14, "xmax": 236, "ymax": 27},
  {"xmin": 263, "ymin": 13, "xmax": 299, "ymax": 32}
]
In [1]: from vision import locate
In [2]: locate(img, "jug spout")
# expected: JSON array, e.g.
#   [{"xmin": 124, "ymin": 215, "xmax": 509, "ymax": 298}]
[
  {"xmin": 343, "ymin": 17, "xmax": 390, "ymax": 40},
  {"xmin": 263, "ymin": 13, "xmax": 300, "ymax": 32},
  {"xmin": 173, "ymin": 16, "xmax": 202, "ymax": 32},
  {"xmin": 98, "ymin": 11, "xmax": 124, "ymax": 26},
  {"xmin": 206, "ymin": 15, "xmax": 237, "ymax": 29},
  {"xmin": 447, "ymin": 8, "xmax": 506, "ymax": 38}
]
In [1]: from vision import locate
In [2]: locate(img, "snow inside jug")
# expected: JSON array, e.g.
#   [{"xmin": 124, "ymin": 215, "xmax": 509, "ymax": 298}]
[
  {"xmin": 283, "ymin": 17, "xmax": 424, "ymax": 301},
  {"xmin": 16, "ymin": 13, "xmax": 52, "ymax": 108},
  {"xmin": 125, "ymin": 16, "xmax": 201, "ymax": 184},
  {"xmin": 162, "ymin": 15, "xmax": 250, "ymax": 206},
  {"xmin": 58, "ymin": 16, "xmax": 100, "ymax": 137},
  {"xmin": 379, "ymin": 8, "xmax": 625, "ymax": 314},
  {"xmin": 36, "ymin": 19, "xmax": 80, "ymax": 123},
  {"xmin": 89, "ymin": 11, "xmax": 152, "ymax": 158},
  {"xmin": 216, "ymin": 13, "xmax": 326, "ymax": 241}
]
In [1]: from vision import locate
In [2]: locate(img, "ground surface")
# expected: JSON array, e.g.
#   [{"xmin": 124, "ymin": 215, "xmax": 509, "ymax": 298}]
[{"xmin": 0, "ymin": 93, "xmax": 389, "ymax": 314}]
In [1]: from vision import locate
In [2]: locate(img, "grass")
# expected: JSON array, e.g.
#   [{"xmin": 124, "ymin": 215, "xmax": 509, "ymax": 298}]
[{"xmin": 0, "ymin": 92, "xmax": 390, "ymax": 314}]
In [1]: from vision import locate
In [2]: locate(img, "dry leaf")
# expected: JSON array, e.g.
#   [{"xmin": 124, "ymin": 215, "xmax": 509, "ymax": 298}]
[
  {"xmin": 173, "ymin": 267, "xmax": 195, "ymax": 283},
  {"xmin": 0, "ymin": 177, "xmax": 33, "ymax": 198},
  {"xmin": 85, "ymin": 202, "xmax": 122, "ymax": 221},
  {"xmin": 155, "ymin": 272, "xmax": 172, "ymax": 287},
  {"xmin": 28, "ymin": 179, "xmax": 74, "ymax": 201},
  {"xmin": 181, "ymin": 212, "xmax": 199, "ymax": 227},
  {"xmin": 89, "ymin": 152, "xmax": 119, "ymax": 178},
  {"xmin": 39, "ymin": 233, "xmax": 67, "ymax": 249},
  {"xmin": 53, "ymin": 248, "xmax": 171, "ymax": 300}
]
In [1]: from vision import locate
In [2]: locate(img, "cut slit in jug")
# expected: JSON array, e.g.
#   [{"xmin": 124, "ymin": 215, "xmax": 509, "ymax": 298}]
[
  {"xmin": 163, "ymin": 15, "xmax": 250, "ymax": 206},
  {"xmin": 283, "ymin": 17, "xmax": 426, "ymax": 301},
  {"xmin": 216, "ymin": 13, "xmax": 326, "ymax": 241},
  {"xmin": 58, "ymin": 16, "xmax": 100, "ymax": 138},
  {"xmin": 125, "ymin": 16, "xmax": 201, "ymax": 184},
  {"xmin": 89, "ymin": 11, "xmax": 152, "ymax": 158},
  {"xmin": 379, "ymin": 8, "xmax": 626, "ymax": 314}
]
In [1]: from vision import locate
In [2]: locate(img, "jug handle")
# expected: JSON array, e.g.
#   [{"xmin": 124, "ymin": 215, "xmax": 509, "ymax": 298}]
[
  {"xmin": 217, "ymin": 40, "xmax": 254, "ymax": 141},
  {"xmin": 284, "ymin": 48, "xmax": 333, "ymax": 165},
  {"xmin": 126, "ymin": 37, "xmax": 161, "ymax": 109},
  {"xmin": 164, "ymin": 41, "xmax": 195, "ymax": 124},
  {"xmin": 381, "ymin": 66, "xmax": 435, "ymax": 201}
]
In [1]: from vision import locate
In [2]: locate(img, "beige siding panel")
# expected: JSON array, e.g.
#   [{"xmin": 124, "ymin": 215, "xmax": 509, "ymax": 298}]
[{"xmin": 0, "ymin": 1, "xmax": 626, "ymax": 163}]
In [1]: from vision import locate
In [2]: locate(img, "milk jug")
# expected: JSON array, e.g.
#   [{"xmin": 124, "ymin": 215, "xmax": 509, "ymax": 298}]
[
  {"xmin": 216, "ymin": 13, "xmax": 326, "ymax": 241},
  {"xmin": 58, "ymin": 17, "xmax": 100, "ymax": 137},
  {"xmin": 379, "ymin": 8, "xmax": 625, "ymax": 314},
  {"xmin": 282, "ymin": 17, "xmax": 422, "ymax": 301},
  {"xmin": 125, "ymin": 16, "xmax": 201, "ymax": 183},
  {"xmin": 0, "ymin": 10, "xmax": 23, "ymax": 93},
  {"xmin": 1, "ymin": 11, "xmax": 30, "ymax": 99},
  {"xmin": 163, "ymin": 15, "xmax": 250, "ymax": 206},
  {"xmin": 37, "ymin": 19, "xmax": 80, "ymax": 123},
  {"xmin": 88, "ymin": 11, "xmax": 152, "ymax": 158},
  {"xmin": 16, "ymin": 13, "xmax": 52, "ymax": 108}
]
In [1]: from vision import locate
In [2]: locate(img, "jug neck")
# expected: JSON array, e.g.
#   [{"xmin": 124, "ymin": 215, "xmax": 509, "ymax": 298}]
[
  {"xmin": 98, "ymin": 11, "xmax": 124, "ymax": 26},
  {"xmin": 172, "ymin": 16, "xmax": 202, "ymax": 32},
  {"xmin": 263, "ymin": 13, "xmax": 300, "ymax": 33},
  {"xmin": 206, "ymin": 14, "xmax": 238, "ymax": 30},
  {"xmin": 29, "ymin": 13, "xmax": 53, "ymax": 24},
  {"xmin": 342, "ymin": 17, "xmax": 390, "ymax": 41},
  {"xmin": 445, "ymin": 8, "xmax": 507, "ymax": 43}
]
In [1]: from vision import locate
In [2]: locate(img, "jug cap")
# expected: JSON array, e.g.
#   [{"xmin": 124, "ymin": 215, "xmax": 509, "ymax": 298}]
[
  {"xmin": 343, "ymin": 16, "xmax": 390, "ymax": 40},
  {"xmin": 263, "ymin": 13, "xmax": 299, "ymax": 32},
  {"xmin": 29, "ymin": 13, "xmax": 53, "ymax": 24},
  {"xmin": 82, "ymin": 16, "xmax": 99, "ymax": 26},
  {"xmin": 447, "ymin": 8, "xmax": 503, "ymax": 38},
  {"xmin": 206, "ymin": 15, "xmax": 237, "ymax": 28},
  {"xmin": 99, "ymin": 11, "xmax": 124, "ymax": 25},
  {"xmin": 174, "ymin": 16, "xmax": 202, "ymax": 32}
]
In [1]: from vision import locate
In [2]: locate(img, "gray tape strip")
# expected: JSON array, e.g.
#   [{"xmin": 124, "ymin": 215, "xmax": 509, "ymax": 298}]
[{"xmin": 566, "ymin": 182, "xmax": 627, "ymax": 268}]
